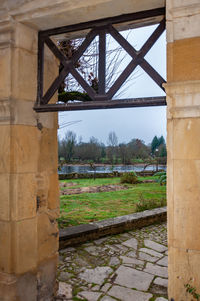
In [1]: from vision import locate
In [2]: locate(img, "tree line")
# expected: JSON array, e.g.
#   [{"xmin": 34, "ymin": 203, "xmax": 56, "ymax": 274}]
[{"xmin": 58, "ymin": 131, "xmax": 167, "ymax": 165}]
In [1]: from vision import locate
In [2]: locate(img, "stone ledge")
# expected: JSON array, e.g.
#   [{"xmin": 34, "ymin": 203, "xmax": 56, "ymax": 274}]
[{"xmin": 59, "ymin": 207, "xmax": 167, "ymax": 249}]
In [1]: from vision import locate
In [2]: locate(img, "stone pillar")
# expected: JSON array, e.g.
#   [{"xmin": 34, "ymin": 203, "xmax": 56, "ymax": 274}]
[
  {"xmin": 166, "ymin": 1, "xmax": 200, "ymax": 300},
  {"xmin": 0, "ymin": 20, "xmax": 59, "ymax": 301}
]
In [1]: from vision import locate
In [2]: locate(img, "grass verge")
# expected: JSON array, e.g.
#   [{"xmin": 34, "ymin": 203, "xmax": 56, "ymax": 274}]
[{"xmin": 58, "ymin": 176, "xmax": 166, "ymax": 228}]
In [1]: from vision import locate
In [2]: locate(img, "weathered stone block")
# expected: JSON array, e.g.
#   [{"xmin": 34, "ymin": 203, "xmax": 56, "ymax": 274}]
[
  {"xmin": 37, "ymin": 213, "xmax": 58, "ymax": 262},
  {"xmin": 0, "ymin": 125, "xmax": 10, "ymax": 173},
  {"xmin": 0, "ymin": 174, "xmax": 10, "ymax": 221},
  {"xmin": 0, "ymin": 47, "xmax": 11, "ymax": 99},
  {"xmin": 11, "ymin": 47, "xmax": 37, "ymax": 101},
  {"xmin": 36, "ymin": 171, "xmax": 59, "ymax": 213},
  {"xmin": 16, "ymin": 272, "xmax": 37, "ymax": 301},
  {"xmin": 166, "ymin": 119, "xmax": 173, "ymax": 160},
  {"xmin": 173, "ymin": 118, "xmax": 200, "ymax": 160},
  {"xmin": 37, "ymin": 255, "xmax": 58, "ymax": 301},
  {"xmin": 11, "ymin": 99, "xmax": 37, "ymax": 127},
  {"xmin": 11, "ymin": 173, "xmax": 37, "ymax": 221},
  {"xmin": 173, "ymin": 159, "xmax": 200, "ymax": 209},
  {"xmin": 38, "ymin": 128, "xmax": 58, "ymax": 173},
  {"xmin": 167, "ymin": 37, "xmax": 200, "ymax": 82},
  {"xmin": 14, "ymin": 22, "xmax": 37, "ymax": 53},
  {"xmin": 171, "ymin": 160, "xmax": 200, "ymax": 250},
  {"xmin": 170, "ymin": 8, "xmax": 200, "ymax": 42},
  {"xmin": 10, "ymin": 125, "xmax": 39, "ymax": 174},
  {"xmin": 13, "ymin": 218, "xmax": 37, "ymax": 274},
  {"xmin": 47, "ymin": 172, "xmax": 59, "ymax": 210},
  {"xmin": 0, "ymin": 222, "xmax": 11, "ymax": 273},
  {"xmin": 0, "ymin": 272, "xmax": 18, "ymax": 301},
  {"xmin": 168, "ymin": 246, "xmax": 200, "ymax": 301},
  {"xmin": 0, "ymin": 271, "xmax": 37, "ymax": 301},
  {"xmin": 166, "ymin": 158, "xmax": 174, "ymax": 247},
  {"xmin": 0, "ymin": 100, "xmax": 11, "ymax": 125},
  {"xmin": 37, "ymin": 111, "xmax": 58, "ymax": 130},
  {"xmin": 36, "ymin": 172, "xmax": 49, "ymax": 212}
]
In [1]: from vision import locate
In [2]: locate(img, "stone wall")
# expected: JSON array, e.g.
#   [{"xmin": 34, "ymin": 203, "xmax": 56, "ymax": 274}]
[
  {"xmin": 0, "ymin": 20, "xmax": 59, "ymax": 300},
  {"xmin": 166, "ymin": 1, "xmax": 200, "ymax": 300},
  {"xmin": 0, "ymin": 1, "xmax": 165, "ymax": 299}
]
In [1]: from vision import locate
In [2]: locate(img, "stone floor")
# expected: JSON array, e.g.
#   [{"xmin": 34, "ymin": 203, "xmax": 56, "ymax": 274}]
[{"xmin": 56, "ymin": 222, "xmax": 168, "ymax": 301}]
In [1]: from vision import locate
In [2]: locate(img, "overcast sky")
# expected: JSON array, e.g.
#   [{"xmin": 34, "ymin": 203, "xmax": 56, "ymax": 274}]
[{"xmin": 58, "ymin": 24, "xmax": 166, "ymax": 145}]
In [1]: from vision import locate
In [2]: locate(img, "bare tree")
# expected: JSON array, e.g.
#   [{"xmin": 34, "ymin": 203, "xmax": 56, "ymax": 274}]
[
  {"xmin": 107, "ymin": 131, "xmax": 118, "ymax": 147},
  {"xmin": 57, "ymin": 30, "xmax": 140, "ymax": 101},
  {"xmin": 107, "ymin": 131, "xmax": 118, "ymax": 164},
  {"xmin": 58, "ymin": 131, "xmax": 76, "ymax": 162}
]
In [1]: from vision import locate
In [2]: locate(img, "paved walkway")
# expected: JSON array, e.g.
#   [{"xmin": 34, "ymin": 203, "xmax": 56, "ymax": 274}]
[{"xmin": 56, "ymin": 222, "xmax": 168, "ymax": 301}]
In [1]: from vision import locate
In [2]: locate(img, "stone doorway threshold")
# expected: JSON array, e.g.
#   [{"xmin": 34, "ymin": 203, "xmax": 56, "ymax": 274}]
[{"xmin": 59, "ymin": 207, "xmax": 167, "ymax": 249}]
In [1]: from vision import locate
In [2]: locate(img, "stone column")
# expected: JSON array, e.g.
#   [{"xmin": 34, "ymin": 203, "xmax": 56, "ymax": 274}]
[
  {"xmin": 166, "ymin": 1, "xmax": 200, "ymax": 300},
  {"xmin": 0, "ymin": 20, "xmax": 59, "ymax": 301}
]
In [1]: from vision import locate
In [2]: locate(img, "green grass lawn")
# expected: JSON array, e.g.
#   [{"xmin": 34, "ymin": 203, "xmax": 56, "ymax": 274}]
[
  {"xmin": 58, "ymin": 176, "xmax": 166, "ymax": 228},
  {"xmin": 60, "ymin": 176, "xmax": 157, "ymax": 189},
  {"xmin": 60, "ymin": 177, "xmax": 121, "ymax": 189}
]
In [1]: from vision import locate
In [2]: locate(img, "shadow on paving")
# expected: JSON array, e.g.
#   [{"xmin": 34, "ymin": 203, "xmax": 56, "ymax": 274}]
[{"xmin": 55, "ymin": 222, "xmax": 168, "ymax": 301}]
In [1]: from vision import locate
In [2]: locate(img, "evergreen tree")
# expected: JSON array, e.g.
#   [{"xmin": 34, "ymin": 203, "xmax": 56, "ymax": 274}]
[
  {"xmin": 159, "ymin": 144, "xmax": 167, "ymax": 157},
  {"xmin": 151, "ymin": 136, "xmax": 159, "ymax": 154},
  {"xmin": 158, "ymin": 135, "xmax": 165, "ymax": 147}
]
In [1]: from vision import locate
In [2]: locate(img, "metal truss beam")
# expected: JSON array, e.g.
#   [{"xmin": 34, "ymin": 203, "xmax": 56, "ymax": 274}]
[
  {"xmin": 34, "ymin": 96, "xmax": 166, "ymax": 112},
  {"xmin": 34, "ymin": 7, "xmax": 166, "ymax": 112}
]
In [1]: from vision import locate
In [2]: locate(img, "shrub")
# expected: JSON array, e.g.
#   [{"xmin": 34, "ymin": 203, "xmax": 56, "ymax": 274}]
[
  {"xmin": 120, "ymin": 172, "xmax": 139, "ymax": 184},
  {"xmin": 154, "ymin": 171, "xmax": 166, "ymax": 186},
  {"xmin": 136, "ymin": 194, "xmax": 166, "ymax": 212}
]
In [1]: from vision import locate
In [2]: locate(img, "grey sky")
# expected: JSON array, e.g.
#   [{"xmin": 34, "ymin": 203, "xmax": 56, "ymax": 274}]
[{"xmin": 58, "ymin": 24, "xmax": 166, "ymax": 145}]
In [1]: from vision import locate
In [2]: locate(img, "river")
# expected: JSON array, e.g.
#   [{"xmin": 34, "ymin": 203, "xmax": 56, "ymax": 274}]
[{"xmin": 59, "ymin": 164, "xmax": 166, "ymax": 174}]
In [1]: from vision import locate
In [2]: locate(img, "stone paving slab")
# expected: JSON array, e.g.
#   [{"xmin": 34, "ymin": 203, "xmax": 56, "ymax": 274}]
[
  {"xmin": 139, "ymin": 247, "xmax": 163, "ymax": 258},
  {"xmin": 114, "ymin": 266, "xmax": 154, "ymax": 290},
  {"xmin": 139, "ymin": 251, "xmax": 158, "ymax": 262},
  {"xmin": 122, "ymin": 237, "xmax": 138, "ymax": 249},
  {"xmin": 79, "ymin": 267, "xmax": 113, "ymax": 285},
  {"xmin": 108, "ymin": 285, "xmax": 153, "ymax": 301},
  {"xmin": 144, "ymin": 262, "xmax": 168, "ymax": 278},
  {"xmin": 157, "ymin": 256, "xmax": 168, "ymax": 267},
  {"xmin": 56, "ymin": 222, "xmax": 168, "ymax": 301},
  {"xmin": 120, "ymin": 255, "xmax": 144, "ymax": 266},
  {"xmin": 154, "ymin": 277, "xmax": 168, "ymax": 288},
  {"xmin": 101, "ymin": 296, "xmax": 116, "ymax": 301},
  {"xmin": 78, "ymin": 291, "xmax": 102, "ymax": 301},
  {"xmin": 144, "ymin": 239, "xmax": 168, "ymax": 253}
]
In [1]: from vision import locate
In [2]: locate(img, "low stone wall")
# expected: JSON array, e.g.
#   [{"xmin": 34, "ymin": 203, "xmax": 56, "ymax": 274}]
[
  {"xmin": 59, "ymin": 170, "xmax": 156, "ymax": 180},
  {"xmin": 59, "ymin": 207, "xmax": 167, "ymax": 249}
]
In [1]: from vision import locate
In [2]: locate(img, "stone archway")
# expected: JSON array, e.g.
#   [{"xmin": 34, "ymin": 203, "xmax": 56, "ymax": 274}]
[{"xmin": 0, "ymin": 1, "xmax": 200, "ymax": 300}]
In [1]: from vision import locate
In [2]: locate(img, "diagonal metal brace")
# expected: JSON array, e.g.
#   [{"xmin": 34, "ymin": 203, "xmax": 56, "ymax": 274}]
[
  {"xmin": 107, "ymin": 19, "xmax": 166, "ymax": 98},
  {"xmin": 41, "ymin": 29, "xmax": 98, "ymax": 105}
]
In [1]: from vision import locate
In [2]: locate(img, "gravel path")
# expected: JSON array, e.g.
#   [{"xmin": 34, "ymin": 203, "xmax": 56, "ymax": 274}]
[{"xmin": 56, "ymin": 222, "xmax": 168, "ymax": 301}]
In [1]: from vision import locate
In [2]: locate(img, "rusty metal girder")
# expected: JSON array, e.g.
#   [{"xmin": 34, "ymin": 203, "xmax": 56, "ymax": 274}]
[{"xmin": 34, "ymin": 7, "xmax": 166, "ymax": 112}]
